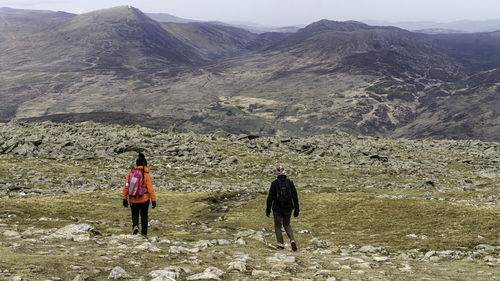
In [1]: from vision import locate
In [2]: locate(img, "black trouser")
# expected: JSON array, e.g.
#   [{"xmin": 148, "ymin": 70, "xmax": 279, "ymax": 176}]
[
  {"xmin": 273, "ymin": 210, "xmax": 295, "ymax": 244},
  {"xmin": 130, "ymin": 201, "xmax": 149, "ymax": 235}
]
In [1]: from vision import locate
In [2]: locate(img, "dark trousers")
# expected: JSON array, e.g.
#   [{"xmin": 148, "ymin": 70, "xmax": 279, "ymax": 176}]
[
  {"xmin": 130, "ymin": 201, "xmax": 149, "ymax": 235},
  {"xmin": 273, "ymin": 210, "xmax": 295, "ymax": 244}
]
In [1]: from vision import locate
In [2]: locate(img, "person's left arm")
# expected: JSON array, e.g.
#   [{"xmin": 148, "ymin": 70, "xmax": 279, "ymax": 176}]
[{"xmin": 290, "ymin": 180, "xmax": 299, "ymax": 216}]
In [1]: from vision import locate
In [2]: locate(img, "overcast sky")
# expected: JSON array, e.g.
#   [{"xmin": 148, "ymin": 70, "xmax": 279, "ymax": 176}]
[{"xmin": 1, "ymin": 0, "xmax": 500, "ymax": 26}]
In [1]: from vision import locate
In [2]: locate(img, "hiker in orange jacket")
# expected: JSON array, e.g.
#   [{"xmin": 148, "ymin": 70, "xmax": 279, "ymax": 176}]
[{"xmin": 122, "ymin": 153, "xmax": 157, "ymax": 236}]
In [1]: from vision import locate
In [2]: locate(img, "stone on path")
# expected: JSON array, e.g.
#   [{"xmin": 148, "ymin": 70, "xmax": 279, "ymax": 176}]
[{"xmin": 136, "ymin": 242, "xmax": 161, "ymax": 252}]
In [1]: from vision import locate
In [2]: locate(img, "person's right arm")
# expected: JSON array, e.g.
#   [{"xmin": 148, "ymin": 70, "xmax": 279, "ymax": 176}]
[{"xmin": 266, "ymin": 182, "xmax": 275, "ymax": 217}]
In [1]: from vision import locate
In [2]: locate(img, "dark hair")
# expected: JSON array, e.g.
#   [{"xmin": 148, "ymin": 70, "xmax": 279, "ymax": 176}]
[{"xmin": 136, "ymin": 153, "xmax": 147, "ymax": 167}]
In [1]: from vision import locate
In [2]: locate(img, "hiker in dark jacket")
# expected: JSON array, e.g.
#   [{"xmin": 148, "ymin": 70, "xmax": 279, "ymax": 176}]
[{"xmin": 266, "ymin": 166, "xmax": 299, "ymax": 251}]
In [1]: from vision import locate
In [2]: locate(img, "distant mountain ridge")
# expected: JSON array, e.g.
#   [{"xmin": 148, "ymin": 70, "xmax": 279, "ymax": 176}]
[
  {"xmin": 146, "ymin": 12, "xmax": 198, "ymax": 23},
  {"xmin": 364, "ymin": 19, "xmax": 500, "ymax": 33},
  {"xmin": 0, "ymin": 7, "xmax": 498, "ymax": 141}
]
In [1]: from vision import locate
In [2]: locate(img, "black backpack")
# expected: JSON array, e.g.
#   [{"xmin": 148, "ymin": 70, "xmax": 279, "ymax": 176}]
[{"xmin": 276, "ymin": 180, "xmax": 292, "ymax": 204}]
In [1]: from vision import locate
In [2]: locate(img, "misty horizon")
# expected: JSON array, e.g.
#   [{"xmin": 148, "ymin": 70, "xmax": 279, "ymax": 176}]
[{"xmin": 1, "ymin": 0, "xmax": 500, "ymax": 28}]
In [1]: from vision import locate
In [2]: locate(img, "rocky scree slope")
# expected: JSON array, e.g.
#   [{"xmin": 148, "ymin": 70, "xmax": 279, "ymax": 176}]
[{"xmin": 0, "ymin": 121, "xmax": 498, "ymax": 197}]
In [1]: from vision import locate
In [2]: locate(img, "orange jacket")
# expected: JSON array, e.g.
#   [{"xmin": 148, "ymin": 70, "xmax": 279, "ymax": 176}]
[{"xmin": 122, "ymin": 166, "xmax": 156, "ymax": 204}]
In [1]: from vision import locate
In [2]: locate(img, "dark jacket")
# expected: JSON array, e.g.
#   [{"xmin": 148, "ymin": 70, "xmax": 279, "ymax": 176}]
[{"xmin": 266, "ymin": 175, "xmax": 299, "ymax": 213}]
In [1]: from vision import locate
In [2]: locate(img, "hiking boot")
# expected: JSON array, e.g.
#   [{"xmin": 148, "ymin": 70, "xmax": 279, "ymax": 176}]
[
  {"xmin": 141, "ymin": 234, "xmax": 148, "ymax": 239},
  {"xmin": 291, "ymin": 241, "xmax": 297, "ymax": 252},
  {"xmin": 132, "ymin": 226, "xmax": 139, "ymax": 235},
  {"xmin": 277, "ymin": 243, "xmax": 285, "ymax": 250}
]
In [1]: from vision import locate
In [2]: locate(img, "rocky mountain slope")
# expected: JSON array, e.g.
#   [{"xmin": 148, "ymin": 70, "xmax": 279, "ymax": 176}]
[
  {"xmin": 0, "ymin": 6, "xmax": 203, "ymax": 72},
  {"xmin": 160, "ymin": 22, "xmax": 290, "ymax": 60},
  {"xmin": 0, "ymin": 121, "xmax": 499, "ymax": 280},
  {"xmin": 0, "ymin": 7, "xmax": 499, "ymax": 141}
]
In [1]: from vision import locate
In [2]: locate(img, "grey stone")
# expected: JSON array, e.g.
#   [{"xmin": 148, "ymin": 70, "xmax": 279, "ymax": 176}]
[
  {"xmin": 3, "ymin": 230, "xmax": 20, "ymax": 238},
  {"xmin": 136, "ymin": 242, "xmax": 161, "ymax": 252},
  {"xmin": 475, "ymin": 244, "xmax": 496, "ymax": 252},
  {"xmin": 316, "ymin": 240, "xmax": 332, "ymax": 248},
  {"xmin": 186, "ymin": 272, "xmax": 221, "ymax": 280},
  {"xmin": 425, "ymin": 250, "xmax": 436, "ymax": 258},
  {"xmin": 359, "ymin": 245, "xmax": 379, "ymax": 253},
  {"xmin": 251, "ymin": 269, "xmax": 270, "ymax": 276},
  {"xmin": 72, "ymin": 275, "xmax": 86, "ymax": 281},
  {"xmin": 373, "ymin": 256, "xmax": 390, "ymax": 262},
  {"xmin": 227, "ymin": 261, "xmax": 246, "ymax": 272},
  {"xmin": 216, "ymin": 239, "xmax": 231, "ymax": 245},
  {"xmin": 148, "ymin": 269, "xmax": 178, "ymax": 280},
  {"xmin": 235, "ymin": 238, "xmax": 246, "ymax": 245},
  {"xmin": 108, "ymin": 266, "xmax": 126, "ymax": 279}
]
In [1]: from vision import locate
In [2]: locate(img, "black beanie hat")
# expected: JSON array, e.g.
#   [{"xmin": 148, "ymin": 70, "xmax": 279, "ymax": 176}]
[{"xmin": 136, "ymin": 153, "xmax": 147, "ymax": 167}]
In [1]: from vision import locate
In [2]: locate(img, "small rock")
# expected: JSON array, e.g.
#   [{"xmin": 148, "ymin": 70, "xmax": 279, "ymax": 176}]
[
  {"xmin": 316, "ymin": 240, "xmax": 332, "ymax": 248},
  {"xmin": 108, "ymin": 266, "xmax": 126, "ymax": 279},
  {"xmin": 225, "ymin": 156, "xmax": 238, "ymax": 165},
  {"xmin": 359, "ymin": 245, "xmax": 378, "ymax": 253},
  {"xmin": 136, "ymin": 242, "xmax": 161, "ymax": 252},
  {"xmin": 69, "ymin": 265, "xmax": 83, "ymax": 270},
  {"xmin": 235, "ymin": 238, "xmax": 246, "ymax": 245},
  {"xmin": 148, "ymin": 269, "xmax": 178, "ymax": 280},
  {"xmin": 475, "ymin": 244, "xmax": 495, "ymax": 251},
  {"xmin": 483, "ymin": 256, "xmax": 497, "ymax": 263},
  {"xmin": 358, "ymin": 262, "xmax": 372, "ymax": 269},
  {"xmin": 186, "ymin": 272, "xmax": 221, "ymax": 280},
  {"xmin": 203, "ymin": 267, "xmax": 224, "ymax": 277},
  {"xmin": 216, "ymin": 239, "xmax": 231, "ymax": 245},
  {"xmin": 72, "ymin": 275, "xmax": 85, "ymax": 281},
  {"xmin": 151, "ymin": 276, "xmax": 176, "ymax": 281},
  {"xmin": 373, "ymin": 256, "xmax": 389, "ymax": 262},
  {"xmin": 340, "ymin": 265, "xmax": 351, "ymax": 270},
  {"xmin": 315, "ymin": 269, "xmax": 337, "ymax": 277},
  {"xmin": 425, "ymin": 250, "xmax": 436, "ymax": 258},
  {"xmin": 3, "ymin": 230, "xmax": 20, "ymax": 238},
  {"xmin": 227, "ymin": 261, "xmax": 246, "ymax": 272},
  {"xmin": 429, "ymin": 256, "xmax": 441, "ymax": 262},
  {"xmin": 272, "ymin": 262, "xmax": 287, "ymax": 271},
  {"xmin": 251, "ymin": 269, "xmax": 270, "ymax": 276}
]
